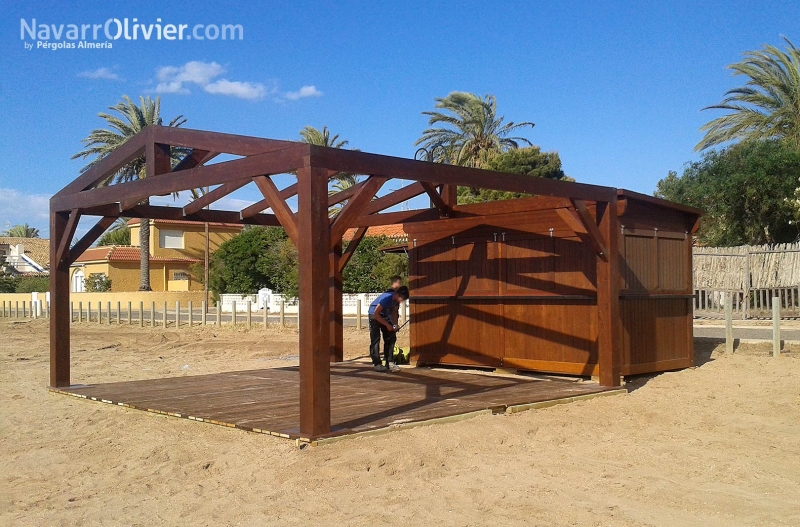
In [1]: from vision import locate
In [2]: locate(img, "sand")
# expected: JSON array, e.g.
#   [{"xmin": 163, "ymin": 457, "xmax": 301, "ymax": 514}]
[{"xmin": 1, "ymin": 319, "xmax": 798, "ymax": 526}]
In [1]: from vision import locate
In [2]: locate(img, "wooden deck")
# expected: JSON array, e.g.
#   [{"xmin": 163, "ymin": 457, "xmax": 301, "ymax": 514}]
[{"xmin": 50, "ymin": 363, "xmax": 618, "ymax": 441}]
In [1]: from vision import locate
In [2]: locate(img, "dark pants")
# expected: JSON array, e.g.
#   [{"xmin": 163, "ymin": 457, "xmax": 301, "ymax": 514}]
[{"xmin": 369, "ymin": 316, "xmax": 396, "ymax": 366}]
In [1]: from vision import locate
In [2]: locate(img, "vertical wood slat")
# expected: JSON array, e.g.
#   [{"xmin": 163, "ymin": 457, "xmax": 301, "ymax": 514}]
[
  {"xmin": 596, "ymin": 199, "xmax": 621, "ymax": 387},
  {"xmin": 49, "ymin": 211, "xmax": 71, "ymax": 387}
]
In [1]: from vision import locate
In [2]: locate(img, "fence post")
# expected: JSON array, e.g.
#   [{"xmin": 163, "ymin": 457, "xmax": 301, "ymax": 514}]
[
  {"xmin": 188, "ymin": 301, "xmax": 193, "ymax": 327},
  {"xmin": 263, "ymin": 303, "xmax": 268, "ymax": 330},
  {"xmin": 139, "ymin": 301, "xmax": 144, "ymax": 327},
  {"xmin": 773, "ymin": 297, "xmax": 781, "ymax": 358},
  {"xmin": 202, "ymin": 301, "xmax": 207, "ymax": 326},
  {"xmin": 1, "ymin": 300, "xmax": 4, "ymax": 317},
  {"xmin": 216, "ymin": 302, "xmax": 221, "ymax": 326},
  {"xmin": 22, "ymin": 301, "xmax": 27, "ymax": 318},
  {"xmin": 231, "ymin": 301, "xmax": 236, "ymax": 326},
  {"xmin": 116, "ymin": 301, "xmax": 120, "ymax": 324},
  {"xmin": 176, "ymin": 301, "xmax": 181, "ymax": 328},
  {"xmin": 161, "ymin": 301, "xmax": 167, "ymax": 327},
  {"xmin": 743, "ymin": 249, "xmax": 750, "ymax": 319},
  {"xmin": 33, "ymin": 300, "xmax": 38, "ymax": 320},
  {"xmin": 356, "ymin": 299, "xmax": 362, "ymax": 331},
  {"xmin": 246, "ymin": 301, "xmax": 252, "ymax": 329},
  {"xmin": 150, "ymin": 302, "xmax": 155, "ymax": 327},
  {"xmin": 279, "ymin": 300, "xmax": 285, "ymax": 328},
  {"xmin": 78, "ymin": 301, "xmax": 83, "ymax": 323},
  {"xmin": 725, "ymin": 292, "xmax": 733, "ymax": 354},
  {"xmin": 127, "ymin": 301, "xmax": 132, "ymax": 325}
]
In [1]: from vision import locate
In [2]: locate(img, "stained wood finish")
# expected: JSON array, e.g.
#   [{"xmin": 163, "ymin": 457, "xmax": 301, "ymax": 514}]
[
  {"xmin": 53, "ymin": 364, "xmax": 614, "ymax": 438},
  {"xmin": 49, "ymin": 211, "xmax": 71, "ymax": 387},
  {"xmin": 330, "ymin": 242, "xmax": 344, "ymax": 363},
  {"xmin": 253, "ymin": 175, "xmax": 299, "ymax": 245},
  {"xmin": 595, "ymin": 199, "xmax": 621, "ymax": 386}
]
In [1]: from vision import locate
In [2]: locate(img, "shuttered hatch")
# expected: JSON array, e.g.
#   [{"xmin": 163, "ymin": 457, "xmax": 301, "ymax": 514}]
[{"xmin": 406, "ymin": 190, "xmax": 702, "ymax": 378}]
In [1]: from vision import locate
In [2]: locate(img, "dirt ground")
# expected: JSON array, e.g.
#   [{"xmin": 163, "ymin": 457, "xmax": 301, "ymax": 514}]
[{"xmin": 1, "ymin": 319, "xmax": 798, "ymax": 527}]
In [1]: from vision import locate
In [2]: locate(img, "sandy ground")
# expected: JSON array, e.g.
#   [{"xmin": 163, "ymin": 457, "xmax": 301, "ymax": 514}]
[{"xmin": 1, "ymin": 319, "xmax": 799, "ymax": 527}]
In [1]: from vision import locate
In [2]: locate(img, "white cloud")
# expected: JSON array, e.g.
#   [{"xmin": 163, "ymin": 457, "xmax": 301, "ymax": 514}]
[
  {"xmin": 153, "ymin": 61, "xmax": 267, "ymax": 100},
  {"xmin": 204, "ymin": 79, "xmax": 266, "ymax": 100},
  {"xmin": 0, "ymin": 188, "xmax": 50, "ymax": 237},
  {"xmin": 282, "ymin": 85, "xmax": 323, "ymax": 101},
  {"xmin": 77, "ymin": 67, "xmax": 122, "ymax": 81}
]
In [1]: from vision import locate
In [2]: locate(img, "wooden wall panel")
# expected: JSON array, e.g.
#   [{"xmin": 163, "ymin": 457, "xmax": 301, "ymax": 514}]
[
  {"xmin": 501, "ymin": 236, "xmax": 555, "ymax": 294},
  {"xmin": 411, "ymin": 243, "xmax": 457, "ymax": 296},
  {"xmin": 455, "ymin": 240, "xmax": 499, "ymax": 295},
  {"xmin": 622, "ymin": 235, "xmax": 656, "ymax": 291},
  {"xmin": 621, "ymin": 297, "xmax": 693, "ymax": 375},
  {"xmin": 553, "ymin": 236, "xmax": 596, "ymax": 293},
  {"xmin": 502, "ymin": 300, "xmax": 598, "ymax": 375},
  {"xmin": 410, "ymin": 299, "xmax": 502, "ymax": 367},
  {"xmin": 657, "ymin": 237, "xmax": 689, "ymax": 291}
]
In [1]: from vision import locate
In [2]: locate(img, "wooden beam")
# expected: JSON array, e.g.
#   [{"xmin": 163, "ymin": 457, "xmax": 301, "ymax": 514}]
[
  {"xmin": 80, "ymin": 203, "xmax": 281, "ymax": 227},
  {"xmin": 571, "ymin": 199, "xmax": 609, "ymax": 261},
  {"xmin": 66, "ymin": 216, "xmax": 116, "ymax": 265},
  {"xmin": 146, "ymin": 142, "xmax": 172, "ymax": 179},
  {"xmin": 183, "ymin": 178, "xmax": 250, "ymax": 215},
  {"xmin": 596, "ymin": 198, "xmax": 621, "ymax": 387},
  {"xmin": 329, "ymin": 176, "xmax": 386, "ymax": 246},
  {"xmin": 352, "ymin": 208, "xmax": 440, "ymax": 227},
  {"xmin": 328, "ymin": 180, "xmax": 365, "ymax": 208},
  {"xmin": 54, "ymin": 129, "xmax": 149, "ymax": 197},
  {"xmin": 339, "ymin": 227, "xmax": 367, "ymax": 273},
  {"xmin": 297, "ymin": 162, "xmax": 332, "ymax": 438},
  {"xmin": 310, "ymin": 145, "xmax": 617, "ymax": 202},
  {"xmin": 49, "ymin": 211, "xmax": 71, "ymax": 387},
  {"xmin": 330, "ymin": 242, "xmax": 344, "ymax": 362},
  {"xmin": 51, "ymin": 144, "xmax": 307, "ymax": 212},
  {"xmin": 55, "ymin": 209, "xmax": 81, "ymax": 269},
  {"xmin": 556, "ymin": 207, "xmax": 608, "ymax": 262},
  {"xmin": 253, "ymin": 175, "xmax": 299, "ymax": 245},
  {"xmin": 421, "ymin": 182, "xmax": 452, "ymax": 217},
  {"xmin": 171, "ymin": 149, "xmax": 217, "ymax": 173},
  {"xmin": 363, "ymin": 182, "xmax": 426, "ymax": 215},
  {"xmin": 240, "ymin": 182, "xmax": 298, "ymax": 218},
  {"xmin": 441, "ymin": 184, "xmax": 457, "ymax": 208},
  {"xmin": 151, "ymin": 125, "xmax": 305, "ymax": 157}
]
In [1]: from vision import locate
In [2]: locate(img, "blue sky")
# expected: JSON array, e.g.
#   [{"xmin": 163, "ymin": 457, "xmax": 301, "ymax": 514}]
[{"xmin": 0, "ymin": 0, "xmax": 798, "ymax": 237}]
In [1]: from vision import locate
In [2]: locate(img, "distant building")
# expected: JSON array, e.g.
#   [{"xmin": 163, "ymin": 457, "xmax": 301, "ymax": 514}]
[
  {"xmin": 0, "ymin": 237, "xmax": 50, "ymax": 275},
  {"xmin": 342, "ymin": 224, "xmax": 407, "ymax": 244},
  {"xmin": 69, "ymin": 219, "xmax": 242, "ymax": 292}
]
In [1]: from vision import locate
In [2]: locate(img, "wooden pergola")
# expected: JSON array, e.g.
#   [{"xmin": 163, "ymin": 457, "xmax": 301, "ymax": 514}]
[{"xmin": 50, "ymin": 125, "xmax": 626, "ymax": 439}]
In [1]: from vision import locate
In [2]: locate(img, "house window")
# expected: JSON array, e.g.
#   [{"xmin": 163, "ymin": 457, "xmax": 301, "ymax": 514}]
[
  {"xmin": 173, "ymin": 270, "xmax": 190, "ymax": 281},
  {"xmin": 159, "ymin": 229, "xmax": 184, "ymax": 249}
]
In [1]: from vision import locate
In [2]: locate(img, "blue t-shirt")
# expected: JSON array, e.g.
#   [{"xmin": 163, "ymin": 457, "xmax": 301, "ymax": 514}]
[{"xmin": 368, "ymin": 291, "xmax": 395, "ymax": 317}]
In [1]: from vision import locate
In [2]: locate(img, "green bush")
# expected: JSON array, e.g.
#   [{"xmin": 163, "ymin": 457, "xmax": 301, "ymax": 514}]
[
  {"xmin": 84, "ymin": 274, "xmax": 112, "ymax": 292},
  {"xmin": 15, "ymin": 276, "xmax": 49, "ymax": 293}
]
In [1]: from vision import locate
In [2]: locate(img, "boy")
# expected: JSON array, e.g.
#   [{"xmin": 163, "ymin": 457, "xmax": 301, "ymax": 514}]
[{"xmin": 368, "ymin": 286, "xmax": 410, "ymax": 372}]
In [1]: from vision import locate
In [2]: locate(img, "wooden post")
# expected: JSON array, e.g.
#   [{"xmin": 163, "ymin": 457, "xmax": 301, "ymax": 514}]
[
  {"xmin": 1, "ymin": 300, "xmax": 4, "ymax": 317},
  {"xmin": 263, "ymin": 302, "xmax": 268, "ymax": 330},
  {"xmin": 69, "ymin": 301, "xmax": 73, "ymax": 322},
  {"xmin": 202, "ymin": 301, "xmax": 207, "ymax": 325},
  {"xmin": 596, "ymin": 198, "xmax": 621, "ymax": 387},
  {"xmin": 231, "ymin": 300, "xmax": 237, "ymax": 326},
  {"xmin": 329, "ymin": 242, "xmax": 344, "ymax": 362},
  {"xmin": 127, "ymin": 301, "xmax": 132, "ymax": 325},
  {"xmin": 400, "ymin": 300, "xmax": 407, "ymax": 326},
  {"xmin": 139, "ymin": 301, "xmax": 144, "ymax": 327},
  {"xmin": 49, "ymin": 211, "xmax": 71, "ymax": 387},
  {"xmin": 280, "ymin": 300, "xmax": 285, "ymax": 328},
  {"xmin": 78, "ymin": 302, "xmax": 83, "ymax": 323},
  {"xmin": 188, "ymin": 301, "xmax": 193, "ymax": 327},
  {"xmin": 725, "ymin": 292, "xmax": 734, "ymax": 354},
  {"xmin": 22, "ymin": 301, "xmax": 27, "ymax": 318},
  {"xmin": 116, "ymin": 301, "xmax": 121, "ymax": 324},
  {"xmin": 297, "ymin": 162, "xmax": 332, "ymax": 438},
  {"xmin": 162, "ymin": 301, "xmax": 167, "ymax": 328},
  {"xmin": 33, "ymin": 301, "xmax": 39, "ymax": 320},
  {"xmin": 176, "ymin": 301, "xmax": 181, "ymax": 328},
  {"xmin": 15, "ymin": 301, "xmax": 19, "ymax": 318},
  {"xmin": 216, "ymin": 302, "xmax": 221, "ymax": 326},
  {"xmin": 356, "ymin": 299, "xmax": 362, "ymax": 331},
  {"xmin": 247, "ymin": 300, "xmax": 252, "ymax": 329},
  {"xmin": 773, "ymin": 296, "xmax": 781, "ymax": 358}
]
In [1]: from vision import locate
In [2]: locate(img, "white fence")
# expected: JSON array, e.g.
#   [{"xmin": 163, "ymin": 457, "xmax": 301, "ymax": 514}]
[{"xmin": 221, "ymin": 291, "xmax": 403, "ymax": 315}]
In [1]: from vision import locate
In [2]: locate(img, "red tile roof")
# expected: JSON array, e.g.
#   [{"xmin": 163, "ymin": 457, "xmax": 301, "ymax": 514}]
[
  {"xmin": 343, "ymin": 224, "xmax": 407, "ymax": 242},
  {"xmin": 74, "ymin": 246, "xmax": 200, "ymax": 264},
  {"xmin": 127, "ymin": 219, "xmax": 244, "ymax": 229}
]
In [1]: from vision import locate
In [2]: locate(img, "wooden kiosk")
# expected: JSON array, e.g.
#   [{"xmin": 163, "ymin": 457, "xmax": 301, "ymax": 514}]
[{"xmin": 49, "ymin": 126, "xmax": 701, "ymax": 439}]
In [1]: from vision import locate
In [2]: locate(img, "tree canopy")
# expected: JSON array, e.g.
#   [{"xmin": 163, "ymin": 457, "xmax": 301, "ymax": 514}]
[
  {"xmin": 457, "ymin": 146, "xmax": 570, "ymax": 204},
  {"xmin": 656, "ymin": 140, "xmax": 800, "ymax": 246},
  {"xmin": 697, "ymin": 37, "xmax": 800, "ymax": 151},
  {"xmin": 3, "ymin": 224, "xmax": 40, "ymax": 238}
]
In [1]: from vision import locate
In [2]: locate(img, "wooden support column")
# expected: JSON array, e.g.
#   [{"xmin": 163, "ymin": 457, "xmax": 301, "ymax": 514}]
[
  {"xmin": 596, "ymin": 198, "xmax": 621, "ymax": 387},
  {"xmin": 49, "ymin": 211, "xmax": 72, "ymax": 387},
  {"xmin": 297, "ymin": 160, "xmax": 332, "ymax": 438},
  {"xmin": 329, "ymin": 241, "xmax": 344, "ymax": 362}
]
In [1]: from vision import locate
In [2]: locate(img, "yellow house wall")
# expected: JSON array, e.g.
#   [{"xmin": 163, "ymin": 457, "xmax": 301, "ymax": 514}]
[
  {"xmin": 130, "ymin": 222, "xmax": 241, "ymax": 260},
  {"xmin": 70, "ymin": 261, "xmax": 202, "ymax": 293}
]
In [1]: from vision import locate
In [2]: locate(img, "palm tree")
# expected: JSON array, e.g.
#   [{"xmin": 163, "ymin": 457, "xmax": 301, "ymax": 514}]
[
  {"xmin": 3, "ymin": 224, "xmax": 40, "ymax": 238},
  {"xmin": 97, "ymin": 218, "xmax": 131, "ymax": 246},
  {"xmin": 73, "ymin": 96, "xmax": 186, "ymax": 291},
  {"xmin": 299, "ymin": 126, "xmax": 360, "ymax": 214},
  {"xmin": 697, "ymin": 37, "xmax": 800, "ymax": 151},
  {"xmin": 415, "ymin": 92, "xmax": 535, "ymax": 168}
]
